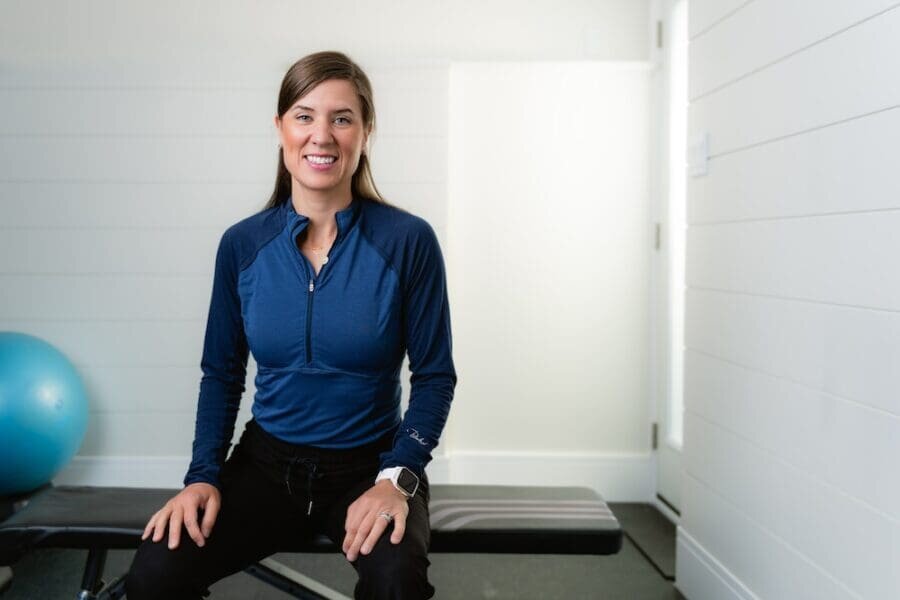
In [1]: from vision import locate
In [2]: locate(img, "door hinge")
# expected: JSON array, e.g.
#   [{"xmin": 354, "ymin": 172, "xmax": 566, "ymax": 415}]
[
  {"xmin": 657, "ymin": 20, "xmax": 663, "ymax": 49},
  {"xmin": 654, "ymin": 223, "xmax": 661, "ymax": 250},
  {"xmin": 652, "ymin": 422, "xmax": 659, "ymax": 450}
]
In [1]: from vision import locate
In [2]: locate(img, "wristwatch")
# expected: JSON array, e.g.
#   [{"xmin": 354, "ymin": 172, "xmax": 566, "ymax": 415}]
[{"xmin": 375, "ymin": 466, "xmax": 420, "ymax": 498}]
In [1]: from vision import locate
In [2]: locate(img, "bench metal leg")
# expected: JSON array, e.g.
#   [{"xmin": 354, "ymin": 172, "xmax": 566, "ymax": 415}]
[
  {"xmin": 19, "ymin": 545, "xmax": 348, "ymax": 600},
  {"xmin": 243, "ymin": 557, "xmax": 351, "ymax": 600},
  {"xmin": 76, "ymin": 548, "xmax": 107, "ymax": 599},
  {"xmin": 92, "ymin": 575, "xmax": 127, "ymax": 600},
  {"xmin": 74, "ymin": 548, "xmax": 128, "ymax": 600}
]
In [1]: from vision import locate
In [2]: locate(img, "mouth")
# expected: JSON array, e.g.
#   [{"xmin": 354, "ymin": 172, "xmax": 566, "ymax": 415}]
[{"xmin": 304, "ymin": 154, "xmax": 338, "ymax": 167}]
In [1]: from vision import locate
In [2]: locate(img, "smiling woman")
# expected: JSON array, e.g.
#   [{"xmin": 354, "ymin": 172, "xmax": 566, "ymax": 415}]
[
  {"xmin": 274, "ymin": 79, "xmax": 369, "ymax": 204},
  {"xmin": 266, "ymin": 52, "xmax": 384, "ymax": 212},
  {"xmin": 124, "ymin": 51, "xmax": 456, "ymax": 600}
]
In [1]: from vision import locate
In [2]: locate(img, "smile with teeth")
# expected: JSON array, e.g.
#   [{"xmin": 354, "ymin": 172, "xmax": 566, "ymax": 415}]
[{"xmin": 306, "ymin": 155, "xmax": 337, "ymax": 165}]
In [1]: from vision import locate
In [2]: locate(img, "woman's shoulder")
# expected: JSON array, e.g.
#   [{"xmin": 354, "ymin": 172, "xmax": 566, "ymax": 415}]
[
  {"xmin": 360, "ymin": 198, "xmax": 437, "ymax": 242},
  {"xmin": 218, "ymin": 202, "xmax": 281, "ymax": 241},
  {"xmin": 359, "ymin": 200, "xmax": 444, "ymax": 279},
  {"xmin": 217, "ymin": 203, "xmax": 284, "ymax": 267}
]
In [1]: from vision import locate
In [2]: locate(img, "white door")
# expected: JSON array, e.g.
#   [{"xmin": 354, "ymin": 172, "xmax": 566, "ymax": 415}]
[{"xmin": 652, "ymin": 0, "xmax": 689, "ymax": 516}]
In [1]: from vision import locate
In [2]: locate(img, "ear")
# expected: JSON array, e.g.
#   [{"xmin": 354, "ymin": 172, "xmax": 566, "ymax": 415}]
[
  {"xmin": 274, "ymin": 115, "xmax": 283, "ymax": 147},
  {"xmin": 362, "ymin": 126, "xmax": 372, "ymax": 154}
]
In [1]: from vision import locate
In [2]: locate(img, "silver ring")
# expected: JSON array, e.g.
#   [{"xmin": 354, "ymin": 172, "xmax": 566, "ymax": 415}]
[{"xmin": 378, "ymin": 511, "xmax": 393, "ymax": 523}]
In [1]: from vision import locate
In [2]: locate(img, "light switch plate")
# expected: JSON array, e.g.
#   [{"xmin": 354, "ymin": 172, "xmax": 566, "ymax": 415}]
[{"xmin": 688, "ymin": 132, "xmax": 709, "ymax": 177}]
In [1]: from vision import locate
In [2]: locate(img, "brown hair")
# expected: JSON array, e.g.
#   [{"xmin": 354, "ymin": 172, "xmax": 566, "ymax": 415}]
[{"xmin": 263, "ymin": 51, "xmax": 387, "ymax": 210}]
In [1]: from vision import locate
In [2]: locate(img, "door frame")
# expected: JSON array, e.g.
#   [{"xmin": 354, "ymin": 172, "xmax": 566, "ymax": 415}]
[{"xmin": 649, "ymin": 0, "xmax": 688, "ymax": 522}]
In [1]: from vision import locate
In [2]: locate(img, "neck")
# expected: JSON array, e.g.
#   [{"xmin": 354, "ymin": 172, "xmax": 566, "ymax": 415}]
[{"xmin": 290, "ymin": 184, "xmax": 352, "ymax": 240}]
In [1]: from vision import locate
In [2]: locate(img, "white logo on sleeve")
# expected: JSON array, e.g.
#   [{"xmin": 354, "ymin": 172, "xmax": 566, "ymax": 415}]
[{"xmin": 408, "ymin": 429, "xmax": 429, "ymax": 446}]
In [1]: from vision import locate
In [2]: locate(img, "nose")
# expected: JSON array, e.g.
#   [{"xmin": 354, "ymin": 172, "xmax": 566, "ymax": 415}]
[{"xmin": 310, "ymin": 119, "xmax": 334, "ymax": 145}]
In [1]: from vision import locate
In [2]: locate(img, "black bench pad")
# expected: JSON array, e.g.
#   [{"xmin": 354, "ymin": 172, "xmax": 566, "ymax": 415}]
[{"xmin": 0, "ymin": 484, "xmax": 621, "ymax": 564}]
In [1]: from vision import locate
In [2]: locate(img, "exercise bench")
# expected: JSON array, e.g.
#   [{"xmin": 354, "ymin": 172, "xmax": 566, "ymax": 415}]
[{"xmin": 0, "ymin": 484, "xmax": 622, "ymax": 599}]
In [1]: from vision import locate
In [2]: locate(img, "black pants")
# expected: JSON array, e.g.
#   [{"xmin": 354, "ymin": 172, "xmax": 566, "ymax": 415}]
[{"xmin": 125, "ymin": 419, "xmax": 435, "ymax": 599}]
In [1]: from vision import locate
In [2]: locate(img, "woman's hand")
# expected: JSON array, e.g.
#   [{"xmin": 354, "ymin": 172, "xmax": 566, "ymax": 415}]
[
  {"xmin": 141, "ymin": 482, "xmax": 221, "ymax": 550},
  {"xmin": 342, "ymin": 480, "xmax": 410, "ymax": 561}
]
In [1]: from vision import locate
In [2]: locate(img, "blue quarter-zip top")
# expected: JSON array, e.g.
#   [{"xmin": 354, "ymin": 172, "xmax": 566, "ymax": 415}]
[{"xmin": 184, "ymin": 197, "xmax": 456, "ymax": 489}]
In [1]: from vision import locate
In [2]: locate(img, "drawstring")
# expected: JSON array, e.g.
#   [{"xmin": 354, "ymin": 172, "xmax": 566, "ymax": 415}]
[
  {"xmin": 284, "ymin": 456, "xmax": 324, "ymax": 515},
  {"xmin": 304, "ymin": 459, "xmax": 324, "ymax": 515},
  {"xmin": 284, "ymin": 456, "xmax": 300, "ymax": 496}
]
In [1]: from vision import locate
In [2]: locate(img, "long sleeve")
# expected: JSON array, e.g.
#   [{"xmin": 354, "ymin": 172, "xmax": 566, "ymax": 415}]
[
  {"xmin": 183, "ymin": 229, "xmax": 250, "ymax": 489},
  {"xmin": 379, "ymin": 222, "xmax": 457, "ymax": 477}
]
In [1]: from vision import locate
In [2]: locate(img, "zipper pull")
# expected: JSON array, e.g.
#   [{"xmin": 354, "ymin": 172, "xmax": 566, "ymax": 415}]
[
  {"xmin": 309, "ymin": 280, "xmax": 315, "ymax": 292},
  {"xmin": 307, "ymin": 499, "xmax": 313, "ymax": 516}
]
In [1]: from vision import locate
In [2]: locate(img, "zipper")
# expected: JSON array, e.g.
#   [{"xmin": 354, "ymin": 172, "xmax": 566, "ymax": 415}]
[
  {"xmin": 291, "ymin": 230, "xmax": 318, "ymax": 364},
  {"xmin": 301, "ymin": 256, "xmax": 333, "ymax": 365},
  {"xmin": 306, "ymin": 278, "xmax": 314, "ymax": 363},
  {"xmin": 293, "ymin": 226, "xmax": 341, "ymax": 365}
]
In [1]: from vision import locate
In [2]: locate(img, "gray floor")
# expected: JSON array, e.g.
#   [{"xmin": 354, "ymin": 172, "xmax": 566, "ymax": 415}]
[
  {"xmin": 611, "ymin": 503, "xmax": 677, "ymax": 580},
  {"xmin": 2, "ymin": 504, "xmax": 685, "ymax": 599}
]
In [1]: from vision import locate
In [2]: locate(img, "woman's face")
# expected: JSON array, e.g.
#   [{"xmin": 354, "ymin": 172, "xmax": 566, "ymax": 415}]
[{"xmin": 274, "ymin": 78, "xmax": 369, "ymax": 201}]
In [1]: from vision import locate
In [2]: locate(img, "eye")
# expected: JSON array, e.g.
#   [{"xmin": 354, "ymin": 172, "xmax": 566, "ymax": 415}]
[
  {"xmin": 335, "ymin": 116, "xmax": 352, "ymax": 125},
  {"xmin": 295, "ymin": 114, "xmax": 312, "ymax": 122}
]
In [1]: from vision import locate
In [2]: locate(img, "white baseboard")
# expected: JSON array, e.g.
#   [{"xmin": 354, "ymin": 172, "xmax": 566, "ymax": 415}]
[
  {"xmin": 676, "ymin": 527, "xmax": 759, "ymax": 600},
  {"xmin": 653, "ymin": 496, "xmax": 681, "ymax": 525},
  {"xmin": 54, "ymin": 456, "xmax": 189, "ymax": 488},
  {"xmin": 56, "ymin": 451, "xmax": 653, "ymax": 502}
]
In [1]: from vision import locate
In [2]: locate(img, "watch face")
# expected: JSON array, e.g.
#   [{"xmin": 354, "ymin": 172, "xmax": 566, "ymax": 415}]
[{"xmin": 397, "ymin": 468, "xmax": 419, "ymax": 496}]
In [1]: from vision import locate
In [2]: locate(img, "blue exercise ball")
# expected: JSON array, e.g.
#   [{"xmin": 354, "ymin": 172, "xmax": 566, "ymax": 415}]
[{"xmin": 0, "ymin": 332, "xmax": 89, "ymax": 495}]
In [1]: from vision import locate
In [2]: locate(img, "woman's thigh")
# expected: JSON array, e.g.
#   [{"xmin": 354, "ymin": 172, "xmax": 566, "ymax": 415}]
[
  {"xmin": 126, "ymin": 442, "xmax": 311, "ymax": 599},
  {"xmin": 322, "ymin": 472, "xmax": 434, "ymax": 598},
  {"xmin": 322, "ymin": 472, "xmax": 431, "ymax": 553}
]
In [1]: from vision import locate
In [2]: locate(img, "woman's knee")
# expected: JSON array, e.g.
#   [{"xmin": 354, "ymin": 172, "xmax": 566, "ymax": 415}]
[
  {"xmin": 353, "ymin": 534, "xmax": 434, "ymax": 599},
  {"xmin": 125, "ymin": 540, "xmax": 209, "ymax": 600}
]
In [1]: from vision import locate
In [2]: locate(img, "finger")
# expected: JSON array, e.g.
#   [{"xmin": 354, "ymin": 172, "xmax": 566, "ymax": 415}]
[
  {"xmin": 168, "ymin": 506, "xmax": 184, "ymax": 550},
  {"xmin": 342, "ymin": 502, "xmax": 362, "ymax": 554},
  {"xmin": 342, "ymin": 517, "xmax": 357, "ymax": 554},
  {"xmin": 201, "ymin": 494, "xmax": 220, "ymax": 538},
  {"xmin": 360, "ymin": 514, "xmax": 390, "ymax": 555},
  {"xmin": 142, "ymin": 512, "xmax": 159, "ymax": 540},
  {"xmin": 390, "ymin": 511, "xmax": 407, "ymax": 544},
  {"xmin": 183, "ymin": 504, "xmax": 205, "ymax": 548},
  {"xmin": 151, "ymin": 509, "xmax": 170, "ymax": 543},
  {"xmin": 343, "ymin": 529, "xmax": 354, "ymax": 555},
  {"xmin": 347, "ymin": 516, "xmax": 375, "ymax": 561}
]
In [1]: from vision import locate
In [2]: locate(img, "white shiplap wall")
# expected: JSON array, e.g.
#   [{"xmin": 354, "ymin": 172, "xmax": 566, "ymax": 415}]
[
  {"xmin": 0, "ymin": 62, "xmax": 450, "ymax": 484},
  {"xmin": 678, "ymin": 1, "xmax": 900, "ymax": 599},
  {"xmin": 0, "ymin": 1, "xmax": 650, "ymax": 490}
]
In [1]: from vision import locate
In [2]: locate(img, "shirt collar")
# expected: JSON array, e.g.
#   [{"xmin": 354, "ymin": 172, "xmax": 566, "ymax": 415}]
[{"xmin": 282, "ymin": 196, "xmax": 360, "ymax": 243}]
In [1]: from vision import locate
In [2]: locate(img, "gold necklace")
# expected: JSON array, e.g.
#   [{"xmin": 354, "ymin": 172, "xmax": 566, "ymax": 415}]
[{"xmin": 305, "ymin": 232, "xmax": 336, "ymax": 262}]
